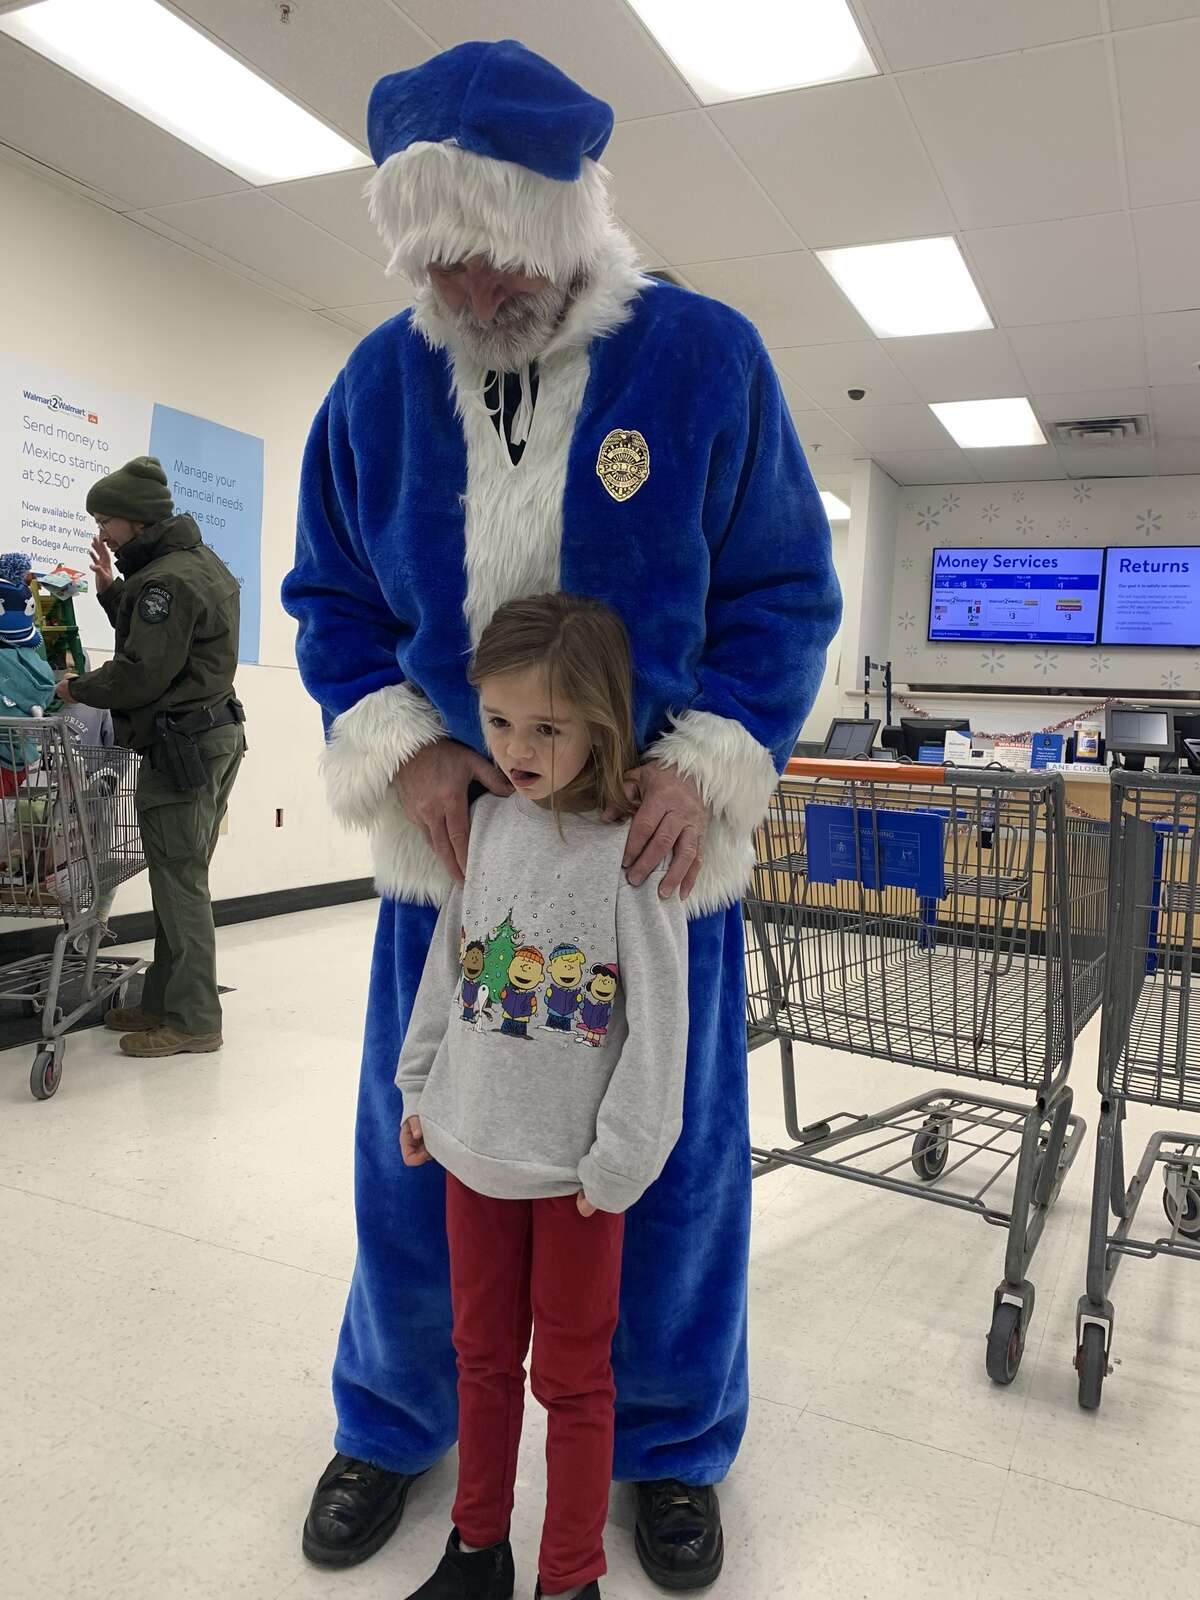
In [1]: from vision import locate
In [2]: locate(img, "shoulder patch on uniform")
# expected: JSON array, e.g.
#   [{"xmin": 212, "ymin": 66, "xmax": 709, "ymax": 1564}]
[{"xmin": 138, "ymin": 583, "xmax": 173, "ymax": 624}]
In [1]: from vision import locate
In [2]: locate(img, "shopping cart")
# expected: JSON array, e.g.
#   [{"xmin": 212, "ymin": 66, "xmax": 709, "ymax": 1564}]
[
  {"xmin": 0, "ymin": 716, "xmax": 147, "ymax": 1099},
  {"xmin": 1075, "ymin": 770, "xmax": 1200, "ymax": 1409},
  {"xmin": 745, "ymin": 758, "xmax": 1107, "ymax": 1385}
]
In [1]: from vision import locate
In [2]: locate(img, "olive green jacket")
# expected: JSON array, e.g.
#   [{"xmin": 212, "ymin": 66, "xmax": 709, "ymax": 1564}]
[{"xmin": 71, "ymin": 514, "xmax": 240, "ymax": 749}]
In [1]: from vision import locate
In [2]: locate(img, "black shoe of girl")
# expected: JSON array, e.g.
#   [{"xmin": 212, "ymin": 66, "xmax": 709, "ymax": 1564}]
[
  {"xmin": 534, "ymin": 1584, "xmax": 601, "ymax": 1599},
  {"xmin": 406, "ymin": 1530, "xmax": 515, "ymax": 1599}
]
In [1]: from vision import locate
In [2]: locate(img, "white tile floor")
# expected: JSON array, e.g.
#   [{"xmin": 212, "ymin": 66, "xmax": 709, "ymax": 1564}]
[{"xmin": 3, "ymin": 901, "xmax": 1199, "ymax": 1598}]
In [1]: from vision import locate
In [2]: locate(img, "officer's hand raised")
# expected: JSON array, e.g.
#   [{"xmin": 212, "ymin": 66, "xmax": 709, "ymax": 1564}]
[
  {"xmin": 393, "ymin": 739, "xmax": 512, "ymax": 884},
  {"xmin": 89, "ymin": 537, "xmax": 115, "ymax": 594}
]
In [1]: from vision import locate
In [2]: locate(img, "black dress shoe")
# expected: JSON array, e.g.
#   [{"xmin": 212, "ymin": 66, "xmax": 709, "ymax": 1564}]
[
  {"xmin": 406, "ymin": 1529, "xmax": 515, "ymax": 1599},
  {"xmin": 302, "ymin": 1452, "xmax": 423, "ymax": 1567},
  {"xmin": 534, "ymin": 1583, "xmax": 601, "ymax": 1598},
  {"xmin": 634, "ymin": 1480, "xmax": 724, "ymax": 1591}
]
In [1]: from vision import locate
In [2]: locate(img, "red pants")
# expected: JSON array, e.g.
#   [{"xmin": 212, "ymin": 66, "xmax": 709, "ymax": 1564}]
[{"xmin": 445, "ymin": 1174, "xmax": 625, "ymax": 1593}]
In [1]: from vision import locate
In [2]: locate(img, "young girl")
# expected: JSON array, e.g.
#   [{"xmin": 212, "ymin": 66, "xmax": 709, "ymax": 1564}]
[{"xmin": 397, "ymin": 593, "xmax": 689, "ymax": 1600}]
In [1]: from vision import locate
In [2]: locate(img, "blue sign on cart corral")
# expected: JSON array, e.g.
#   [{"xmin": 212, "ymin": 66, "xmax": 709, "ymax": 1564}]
[{"xmin": 804, "ymin": 804, "xmax": 946, "ymax": 899}]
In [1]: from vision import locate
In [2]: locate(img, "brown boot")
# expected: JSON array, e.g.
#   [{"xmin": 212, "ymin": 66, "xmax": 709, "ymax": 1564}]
[
  {"xmin": 120, "ymin": 1026, "xmax": 223, "ymax": 1057},
  {"xmin": 105, "ymin": 1006, "xmax": 162, "ymax": 1033}
]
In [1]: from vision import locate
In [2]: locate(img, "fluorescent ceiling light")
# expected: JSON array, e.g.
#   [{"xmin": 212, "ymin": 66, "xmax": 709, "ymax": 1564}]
[
  {"xmin": 817, "ymin": 237, "xmax": 992, "ymax": 339},
  {"xmin": 930, "ymin": 398, "xmax": 1046, "ymax": 449},
  {"xmin": 819, "ymin": 490, "xmax": 851, "ymax": 521},
  {"xmin": 627, "ymin": 0, "xmax": 876, "ymax": 103},
  {"xmin": 0, "ymin": 0, "xmax": 369, "ymax": 185}
]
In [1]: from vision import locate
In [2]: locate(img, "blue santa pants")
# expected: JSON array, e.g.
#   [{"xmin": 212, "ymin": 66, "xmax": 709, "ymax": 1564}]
[{"xmin": 330, "ymin": 897, "xmax": 751, "ymax": 1484}]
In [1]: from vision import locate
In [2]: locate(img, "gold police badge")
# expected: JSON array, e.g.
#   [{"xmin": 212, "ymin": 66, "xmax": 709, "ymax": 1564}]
[{"xmin": 596, "ymin": 428, "xmax": 650, "ymax": 502}]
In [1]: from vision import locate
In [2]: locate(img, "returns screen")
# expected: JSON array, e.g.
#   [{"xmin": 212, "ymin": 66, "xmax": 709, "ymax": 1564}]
[{"xmin": 1100, "ymin": 547, "xmax": 1200, "ymax": 647}]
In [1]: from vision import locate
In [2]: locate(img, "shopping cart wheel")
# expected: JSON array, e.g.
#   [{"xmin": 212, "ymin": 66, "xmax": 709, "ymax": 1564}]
[
  {"xmin": 985, "ymin": 1302, "xmax": 1025, "ymax": 1385},
  {"xmin": 1076, "ymin": 1324, "xmax": 1107, "ymax": 1411},
  {"xmin": 29, "ymin": 1044, "xmax": 62, "ymax": 1101},
  {"xmin": 1162, "ymin": 1181, "xmax": 1200, "ymax": 1239},
  {"xmin": 911, "ymin": 1117, "xmax": 951, "ymax": 1181}
]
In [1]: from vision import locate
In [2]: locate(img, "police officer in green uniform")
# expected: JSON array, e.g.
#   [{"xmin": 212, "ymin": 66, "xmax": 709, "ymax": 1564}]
[{"xmin": 59, "ymin": 456, "xmax": 245, "ymax": 1058}]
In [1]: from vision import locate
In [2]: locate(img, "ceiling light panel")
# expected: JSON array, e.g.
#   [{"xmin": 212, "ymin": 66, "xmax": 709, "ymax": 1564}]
[{"xmin": 817, "ymin": 237, "xmax": 993, "ymax": 338}]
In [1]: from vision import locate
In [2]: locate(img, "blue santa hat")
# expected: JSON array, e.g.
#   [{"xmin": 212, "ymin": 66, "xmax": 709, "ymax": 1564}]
[{"xmin": 365, "ymin": 40, "xmax": 617, "ymax": 284}]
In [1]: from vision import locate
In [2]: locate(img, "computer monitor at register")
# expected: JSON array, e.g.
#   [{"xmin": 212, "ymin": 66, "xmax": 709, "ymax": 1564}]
[
  {"xmin": 894, "ymin": 717, "xmax": 970, "ymax": 761},
  {"xmin": 1105, "ymin": 706, "xmax": 1175, "ymax": 772},
  {"xmin": 821, "ymin": 718, "xmax": 880, "ymax": 758}
]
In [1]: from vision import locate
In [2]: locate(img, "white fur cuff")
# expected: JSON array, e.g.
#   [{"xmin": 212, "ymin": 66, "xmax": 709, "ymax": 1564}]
[
  {"xmin": 322, "ymin": 682, "xmax": 447, "ymax": 832},
  {"xmin": 645, "ymin": 710, "xmax": 780, "ymax": 918}
]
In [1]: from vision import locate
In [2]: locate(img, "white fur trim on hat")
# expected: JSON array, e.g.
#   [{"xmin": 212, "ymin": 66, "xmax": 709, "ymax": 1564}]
[{"xmin": 366, "ymin": 141, "xmax": 615, "ymax": 282}]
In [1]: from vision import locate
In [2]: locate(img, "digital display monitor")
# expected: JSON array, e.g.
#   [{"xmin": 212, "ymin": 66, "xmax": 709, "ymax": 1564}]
[
  {"xmin": 1100, "ymin": 547, "xmax": 1200, "ymax": 647},
  {"xmin": 822, "ymin": 718, "xmax": 878, "ymax": 757},
  {"xmin": 929, "ymin": 546, "xmax": 1103, "ymax": 644},
  {"xmin": 1105, "ymin": 707, "xmax": 1174, "ymax": 757}
]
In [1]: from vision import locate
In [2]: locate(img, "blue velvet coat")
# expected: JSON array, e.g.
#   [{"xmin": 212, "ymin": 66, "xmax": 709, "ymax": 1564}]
[{"xmin": 283, "ymin": 274, "xmax": 840, "ymax": 1483}]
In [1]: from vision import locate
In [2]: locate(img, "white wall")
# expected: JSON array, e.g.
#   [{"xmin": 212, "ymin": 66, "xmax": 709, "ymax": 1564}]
[
  {"xmin": 798, "ymin": 519, "xmax": 849, "ymax": 740},
  {"xmin": 0, "ymin": 155, "xmax": 370, "ymax": 913},
  {"xmin": 890, "ymin": 475, "xmax": 1200, "ymax": 696}
]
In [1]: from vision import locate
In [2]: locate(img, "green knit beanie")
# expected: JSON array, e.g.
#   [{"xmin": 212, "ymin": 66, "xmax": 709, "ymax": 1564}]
[{"xmin": 85, "ymin": 456, "xmax": 174, "ymax": 524}]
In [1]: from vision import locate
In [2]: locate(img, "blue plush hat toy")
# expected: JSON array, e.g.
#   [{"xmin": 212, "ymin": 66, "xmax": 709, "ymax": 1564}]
[
  {"xmin": 0, "ymin": 551, "xmax": 32, "ymax": 613},
  {"xmin": 366, "ymin": 39, "xmax": 617, "ymax": 283},
  {"xmin": 0, "ymin": 610, "xmax": 41, "ymax": 650}
]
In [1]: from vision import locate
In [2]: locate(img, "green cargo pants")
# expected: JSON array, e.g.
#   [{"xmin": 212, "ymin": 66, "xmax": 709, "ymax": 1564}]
[{"xmin": 135, "ymin": 722, "xmax": 245, "ymax": 1037}]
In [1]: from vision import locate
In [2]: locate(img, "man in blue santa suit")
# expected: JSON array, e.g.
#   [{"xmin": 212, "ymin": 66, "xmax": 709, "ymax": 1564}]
[{"xmin": 284, "ymin": 39, "xmax": 840, "ymax": 1593}]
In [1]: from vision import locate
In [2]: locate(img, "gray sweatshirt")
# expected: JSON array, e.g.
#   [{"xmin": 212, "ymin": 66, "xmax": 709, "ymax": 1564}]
[{"xmin": 396, "ymin": 792, "xmax": 689, "ymax": 1214}]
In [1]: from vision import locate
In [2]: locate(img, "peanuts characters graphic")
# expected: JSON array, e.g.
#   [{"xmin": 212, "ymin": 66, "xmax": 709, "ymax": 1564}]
[
  {"xmin": 498, "ymin": 945, "xmax": 545, "ymax": 1040},
  {"xmin": 459, "ymin": 940, "xmax": 486, "ymax": 1023},
  {"xmin": 543, "ymin": 943, "xmax": 585, "ymax": 1034},
  {"xmin": 576, "ymin": 963, "xmax": 619, "ymax": 1048}
]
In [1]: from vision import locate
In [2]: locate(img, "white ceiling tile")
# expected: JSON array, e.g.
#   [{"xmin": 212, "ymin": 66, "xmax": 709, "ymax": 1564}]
[
  {"xmin": 1155, "ymin": 440, "xmax": 1200, "ymax": 473},
  {"xmin": 827, "ymin": 404, "xmax": 955, "ymax": 452},
  {"xmin": 710, "ymin": 78, "xmax": 953, "ymax": 248},
  {"xmin": 1114, "ymin": 20, "xmax": 1200, "ymax": 208},
  {"xmin": 1055, "ymin": 443, "xmax": 1156, "ymax": 477},
  {"xmin": 265, "ymin": 171, "xmax": 386, "ymax": 263},
  {"xmin": 173, "ymin": 0, "xmax": 421, "ymax": 144},
  {"xmin": 963, "ymin": 446, "xmax": 1066, "ymax": 480},
  {"xmin": 1007, "ymin": 318, "xmax": 1147, "ymax": 394},
  {"xmin": 771, "ymin": 342, "xmax": 918, "ymax": 408},
  {"xmin": 605, "ymin": 114, "xmax": 798, "ymax": 262},
  {"xmin": 873, "ymin": 449, "xmax": 980, "ymax": 484},
  {"xmin": 333, "ymin": 300, "xmax": 416, "ymax": 333},
  {"xmin": 127, "ymin": 210, "xmax": 319, "ymax": 310},
  {"xmin": 802, "ymin": 453, "xmax": 861, "ymax": 479},
  {"xmin": 900, "ymin": 41, "xmax": 1123, "ymax": 228},
  {"xmin": 963, "ymin": 213, "xmax": 1138, "ymax": 326},
  {"xmin": 144, "ymin": 192, "xmax": 389, "ymax": 307},
  {"xmin": 622, "ymin": 224, "xmax": 667, "ymax": 271},
  {"xmin": 683, "ymin": 253, "xmax": 870, "ymax": 346},
  {"xmin": 859, "ymin": 0, "xmax": 1101, "ymax": 72},
  {"xmin": 1150, "ymin": 383, "xmax": 1200, "ymax": 440},
  {"xmin": 1143, "ymin": 311, "xmax": 1200, "ymax": 385},
  {"xmin": 788, "ymin": 410, "xmax": 864, "ymax": 458},
  {"xmin": 1132, "ymin": 203, "xmax": 1200, "ymax": 314},
  {"xmin": 315, "ymin": 308, "xmax": 372, "ymax": 337},
  {"xmin": 1111, "ymin": 1, "xmax": 1200, "ymax": 24},
  {"xmin": 882, "ymin": 331, "xmax": 1027, "ymax": 402},
  {"xmin": 1034, "ymin": 388, "xmax": 1150, "ymax": 422},
  {"xmin": 779, "ymin": 375, "xmax": 817, "ymax": 411},
  {"xmin": 0, "ymin": 36, "xmax": 245, "ymax": 210},
  {"xmin": 397, "ymin": 0, "xmax": 695, "ymax": 119}
]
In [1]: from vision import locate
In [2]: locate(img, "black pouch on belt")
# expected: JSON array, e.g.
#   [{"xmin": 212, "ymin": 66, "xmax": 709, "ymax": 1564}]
[{"xmin": 153, "ymin": 712, "xmax": 209, "ymax": 792}]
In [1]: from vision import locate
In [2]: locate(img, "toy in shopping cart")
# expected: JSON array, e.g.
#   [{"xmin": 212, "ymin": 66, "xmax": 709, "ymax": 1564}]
[
  {"xmin": 0, "ymin": 716, "xmax": 146, "ymax": 1099},
  {"xmin": 744, "ymin": 757, "xmax": 1109, "ymax": 1386},
  {"xmin": 1074, "ymin": 771, "xmax": 1200, "ymax": 1409},
  {"xmin": 31, "ymin": 564, "xmax": 89, "ymax": 677}
]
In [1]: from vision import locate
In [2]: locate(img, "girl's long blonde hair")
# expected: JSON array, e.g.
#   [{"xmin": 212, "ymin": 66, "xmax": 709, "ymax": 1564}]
[{"xmin": 468, "ymin": 592, "xmax": 638, "ymax": 819}]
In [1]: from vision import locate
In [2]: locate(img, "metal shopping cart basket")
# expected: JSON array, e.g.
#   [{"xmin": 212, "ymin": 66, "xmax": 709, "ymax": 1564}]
[
  {"xmin": 1075, "ymin": 770, "xmax": 1200, "ymax": 1409},
  {"xmin": 0, "ymin": 716, "xmax": 147, "ymax": 1100},
  {"xmin": 745, "ymin": 758, "xmax": 1108, "ymax": 1385}
]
